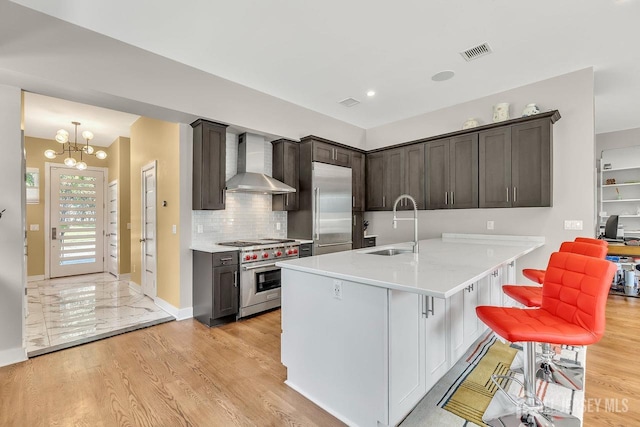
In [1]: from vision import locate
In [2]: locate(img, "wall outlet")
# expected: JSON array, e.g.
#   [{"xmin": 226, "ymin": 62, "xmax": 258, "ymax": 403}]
[
  {"xmin": 197, "ymin": 225, "xmax": 204, "ymax": 233},
  {"xmin": 564, "ymin": 220, "xmax": 584, "ymax": 230},
  {"xmin": 487, "ymin": 220, "xmax": 495, "ymax": 230},
  {"xmin": 276, "ymin": 222, "xmax": 281, "ymax": 231},
  {"xmin": 333, "ymin": 280, "xmax": 343, "ymax": 300}
]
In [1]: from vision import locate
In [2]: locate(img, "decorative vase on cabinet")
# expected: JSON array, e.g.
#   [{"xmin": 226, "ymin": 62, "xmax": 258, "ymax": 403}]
[
  {"xmin": 522, "ymin": 103, "xmax": 541, "ymax": 117},
  {"xmin": 492, "ymin": 103, "xmax": 510, "ymax": 123}
]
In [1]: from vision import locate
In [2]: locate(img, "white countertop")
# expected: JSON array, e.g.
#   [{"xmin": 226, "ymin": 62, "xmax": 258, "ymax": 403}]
[
  {"xmin": 363, "ymin": 234, "xmax": 378, "ymax": 238},
  {"xmin": 276, "ymin": 233, "xmax": 544, "ymax": 298}
]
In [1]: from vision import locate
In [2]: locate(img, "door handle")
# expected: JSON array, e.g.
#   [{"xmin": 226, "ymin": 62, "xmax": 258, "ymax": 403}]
[
  {"xmin": 314, "ymin": 187, "xmax": 320, "ymax": 240},
  {"xmin": 51, "ymin": 227, "xmax": 57, "ymax": 240},
  {"xmin": 139, "ymin": 238, "xmax": 146, "ymax": 242}
]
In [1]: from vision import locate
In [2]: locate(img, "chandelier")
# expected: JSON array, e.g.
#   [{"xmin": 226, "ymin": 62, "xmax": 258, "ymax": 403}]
[{"xmin": 44, "ymin": 121, "xmax": 107, "ymax": 170}]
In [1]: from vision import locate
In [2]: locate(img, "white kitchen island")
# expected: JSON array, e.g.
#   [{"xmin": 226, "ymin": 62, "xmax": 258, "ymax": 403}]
[{"xmin": 276, "ymin": 233, "xmax": 544, "ymax": 427}]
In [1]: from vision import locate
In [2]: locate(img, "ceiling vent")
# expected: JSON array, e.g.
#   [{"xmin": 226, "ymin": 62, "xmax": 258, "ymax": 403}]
[
  {"xmin": 338, "ymin": 97, "xmax": 361, "ymax": 107},
  {"xmin": 460, "ymin": 42, "xmax": 492, "ymax": 62}
]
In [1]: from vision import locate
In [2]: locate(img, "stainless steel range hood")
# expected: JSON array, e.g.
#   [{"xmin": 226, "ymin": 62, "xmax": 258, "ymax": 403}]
[{"xmin": 225, "ymin": 133, "xmax": 295, "ymax": 194}]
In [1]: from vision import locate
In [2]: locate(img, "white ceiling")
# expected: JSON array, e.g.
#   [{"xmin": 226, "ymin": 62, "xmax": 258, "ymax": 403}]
[
  {"xmin": 24, "ymin": 92, "xmax": 139, "ymax": 146},
  {"xmin": 8, "ymin": 0, "xmax": 640, "ymax": 134}
]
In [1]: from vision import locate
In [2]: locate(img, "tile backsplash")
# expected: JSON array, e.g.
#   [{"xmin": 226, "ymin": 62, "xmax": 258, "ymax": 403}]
[{"xmin": 191, "ymin": 133, "xmax": 287, "ymax": 244}]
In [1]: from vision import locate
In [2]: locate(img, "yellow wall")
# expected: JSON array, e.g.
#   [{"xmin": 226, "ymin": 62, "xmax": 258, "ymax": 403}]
[
  {"xmin": 106, "ymin": 137, "xmax": 131, "ymax": 274},
  {"xmin": 25, "ymin": 136, "xmax": 109, "ymax": 277},
  {"xmin": 130, "ymin": 117, "xmax": 181, "ymax": 307}
]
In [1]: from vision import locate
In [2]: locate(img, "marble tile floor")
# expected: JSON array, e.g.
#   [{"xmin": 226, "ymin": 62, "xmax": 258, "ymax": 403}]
[{"xmin": 26, "ymin": 273, "xmax": 174, "ymax": 357}]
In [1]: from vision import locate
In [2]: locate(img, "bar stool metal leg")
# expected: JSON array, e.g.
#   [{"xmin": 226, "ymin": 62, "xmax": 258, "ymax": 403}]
[
  {"xmin": 482, "ymin": 342, "xmax": 581, "ymax": 427},
  {"xmin": 536, "ymin": 343, "xmax": 584, "ymax": 391}
]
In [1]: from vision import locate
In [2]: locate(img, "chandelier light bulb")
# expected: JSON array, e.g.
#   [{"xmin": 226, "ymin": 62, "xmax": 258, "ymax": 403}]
[
  {"xmin": 76, "ymin": 161, "xmax": 88, "ymax": 171},
  {"xmin": 55, "ymin": 133, "xmax": 68, "ymax": 144},
  {"xmin": 81, "ymin": 130, "xmax": 94, "ymax": 141},
  {"xmin": 83, "ymin": 145, "xmax": 95, "ymax": 154},
  {"xmin": 44, "ymin": 149, "xmax": 57, "ymax": 159},
  {"xmin": 95, "ymin": 150, "xmax": 107, "ymax": 160},
  {"xmin": 64, "ymin": 157, "xmax": 77, "ymax": 167}
]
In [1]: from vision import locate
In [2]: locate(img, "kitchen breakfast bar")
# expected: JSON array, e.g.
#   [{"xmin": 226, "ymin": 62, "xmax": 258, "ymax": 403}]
[{"xmin": 276, "ymin": 233, "xmax": 544, "ymax": 427}]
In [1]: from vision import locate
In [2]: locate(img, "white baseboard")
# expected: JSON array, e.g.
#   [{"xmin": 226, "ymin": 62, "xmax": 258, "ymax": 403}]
[
  {"xmin": 27, "ymin": 275, "xmax": 44, "ymax": 282},
  {"xmin": 0, "ymin": 346, "xmax": 27, "ymax": 367},
  {"xmin": 154, "ymin": 296, "xmax": 193, "ymax": 321},
  {"xmin": 128, "ymin": 280, "xmax": 142, "ymax": 292}
]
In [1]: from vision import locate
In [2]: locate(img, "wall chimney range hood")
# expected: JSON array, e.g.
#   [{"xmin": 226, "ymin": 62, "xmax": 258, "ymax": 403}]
[{"xmin": 225, "ymin": 133, "xmax": 295, "ymax": 194}]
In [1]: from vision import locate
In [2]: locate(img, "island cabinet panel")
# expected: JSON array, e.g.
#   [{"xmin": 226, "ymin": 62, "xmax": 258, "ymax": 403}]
[
  {"xmin": 351, "ymin": 151, "xmax": 366, "ymax": 211},
  {"xmin": 389, "ymin": 291, "xmax": 426, "ymax": 424},
  {"xmin": 272, "ymin": 139, "xmax": 299, "ymax": 211},
  {"xmin": 191, "ymin": 119, "xmax": 228, "ymax": 210},
  {"xmin": 450, "ymin": 281, "xmax": 486, "ymax": 363},
  {"xmin": 424, "ymin": 296, "xmax": 448, "ymax": 391},
  {"xmin": 426, "ymin": 135, "xmax": 478, "ymax": 210}
]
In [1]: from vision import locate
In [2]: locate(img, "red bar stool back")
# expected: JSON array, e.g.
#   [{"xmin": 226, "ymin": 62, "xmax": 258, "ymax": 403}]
[
  {"xmin": 574, "ymin": 236, "xmax": 608, "ymax": 247},
  {"xmin": 476, "ymin": 252, "xmax": 615, "ymax": 426}
]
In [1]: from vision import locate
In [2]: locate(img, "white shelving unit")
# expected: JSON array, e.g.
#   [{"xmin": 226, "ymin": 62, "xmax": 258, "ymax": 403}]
[{"xmin": 599, "ymin": 146, "xmax": 640, "ymax": 238}]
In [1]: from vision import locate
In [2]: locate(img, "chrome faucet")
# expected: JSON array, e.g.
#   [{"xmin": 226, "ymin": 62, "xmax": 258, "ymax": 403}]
[{"xmin": 392, "ymin": 194, "xmax": 419, "ymax": 254}]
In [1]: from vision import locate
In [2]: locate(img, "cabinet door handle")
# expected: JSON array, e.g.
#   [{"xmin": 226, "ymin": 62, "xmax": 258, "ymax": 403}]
[
  {"xmin": 234, "ymin": 271, "xmax": 237, "ymax": 287},
  {"xmin": 513, "ymin": 187, "xmax": 517, "ymax": 202},
  {"xmin": 382, "ymin": 196, "xmax": 386, "ymax": 207},
  {"xmin": 506, "ymin": 187, "xmax": 509, "ymax": 202},
  {"xmin": 353, "ymin": 215, "xmax": 356, "ymax": 227},
  {"xmin": 445, "ymin": 192, "xmax": 448, "ymax": 205},
  {"xmin": 352, "ymin": 196, "xmax": 355, "ymax": 208},
  {"xmin": 422, "ymin": 296, "xmax": 435, "ymax": 318},
  {"xmin": 285, "ymin": 193, "xmax": 289, "ymax": 206},
  {"xmin": 451, "ymin": 191, "xmax": 454, "ymax": 205},
  {"xmin": 220, "ymin": 257, "xmax": 233, "ymax": 262}
]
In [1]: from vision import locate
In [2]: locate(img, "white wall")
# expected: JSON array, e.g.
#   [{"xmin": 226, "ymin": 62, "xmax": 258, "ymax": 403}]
[
  {"xmin": 365, "ymin": 68, "xmax": 596, "ymax": 282},
  {"xmin": 0, "ymin": 85, "xmax": 27, "ymax": 366},
  {"xmin": 596, "ymin": 127, "xmax": 640, "ymax": 155}
]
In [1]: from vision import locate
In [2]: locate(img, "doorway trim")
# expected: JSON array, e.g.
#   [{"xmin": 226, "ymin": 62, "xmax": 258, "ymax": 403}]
[
  {"xmin": 141, "ymin": 160, "xmax": 158, "ymax": 298},
  {"xmin": 44, "ymin": 162, "xmax": 108, "ymax": 279}
]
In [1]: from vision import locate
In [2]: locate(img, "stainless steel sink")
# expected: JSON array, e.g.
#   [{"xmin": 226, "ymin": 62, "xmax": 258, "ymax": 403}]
[{"xmin": 366, "ymin": 248, "xmax": 413, "ymax": 256}]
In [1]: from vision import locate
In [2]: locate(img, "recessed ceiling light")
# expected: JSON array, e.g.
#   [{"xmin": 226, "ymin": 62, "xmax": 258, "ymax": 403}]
[
  {"xmin": 431, "ymin": 70, "xmax": 455, "ymax": 82},
  {"xmin": 367, "ymin": 90, "xmax": 376, "ymax": 97}
]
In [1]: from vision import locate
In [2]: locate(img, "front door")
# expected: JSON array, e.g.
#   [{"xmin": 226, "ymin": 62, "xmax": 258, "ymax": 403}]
[
  {"xmin": 107, "ymin": 180, "xmax": 118, "ymax": 277},
  {"xmin": 141, "ymin": 162, "xmax": 157, "ymax": 298},
  {"xmin": 50, "ymin": 167, "xmax": 105, "ymax": 278}
]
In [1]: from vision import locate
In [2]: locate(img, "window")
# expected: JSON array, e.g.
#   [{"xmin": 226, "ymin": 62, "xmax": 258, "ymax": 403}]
[{"xmin": 26, "ymin": 167, "xmax": 39, "ymax": 204}]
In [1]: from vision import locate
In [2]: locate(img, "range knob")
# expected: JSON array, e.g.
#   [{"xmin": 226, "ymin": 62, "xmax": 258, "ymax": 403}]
[
  {"xmin": 287, "ymin": 249, "xmax": 293, "ymax": 255},
  {"xmin": 262, "ymin": 252, "xmax": 269, "ymax": 259},
  {"xmin": 244, "ymin": 254, "xmax": 252, "ymax": 261},
  {"xmin": 293, "ymin": 248, "xmax": 298, "ymax": 254},
  {"xmin": 275, "ymin": 251, "xmax": 282, "ymax": 257},
  {"xmin": 252, "ymin": 254, "xmax": 258, "ymax": 260}
]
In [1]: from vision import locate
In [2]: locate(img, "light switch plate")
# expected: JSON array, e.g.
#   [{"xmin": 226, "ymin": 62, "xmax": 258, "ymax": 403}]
[
  {"xmin": 564, "ymin": 220, "xmax": 584, "ymax": 230},
  {"xmin": 487, "ymin": 221, "xmax": 494, "ymax": 230},
  {"xmin": 172, "ymin": 224, "xmax": 177, "ymax": 234},
  {"xmin": 29, "ymin": 224, "xmax": 39, "ymax": 231}
]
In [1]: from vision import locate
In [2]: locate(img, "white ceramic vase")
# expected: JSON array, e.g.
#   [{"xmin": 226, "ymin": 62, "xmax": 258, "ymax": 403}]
[
  {"xmin": 522, "ymin": 103, "xmax": 541, "ymax": 117},
  {"xmin": 462, "ymin": 118, "xmax": 479, "ymax": 129},
  {"xmin": 492, "ymin": 103, "xmax": 510, "ymax": 123}
]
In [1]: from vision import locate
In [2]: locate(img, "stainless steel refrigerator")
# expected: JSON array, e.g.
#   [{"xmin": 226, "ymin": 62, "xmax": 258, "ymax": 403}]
[{"xmin": 288, "ymin": 161, "xmax": 352, "ymax": 255}]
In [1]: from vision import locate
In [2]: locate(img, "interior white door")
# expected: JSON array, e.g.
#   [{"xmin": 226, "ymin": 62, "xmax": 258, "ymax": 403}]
[
  {"xmin": 141, "ymin": 162, "xmax": 157, "ymax": 298},
  {"xmin": 50, "ymin": 167, "xmax": 105, "ymax": 278},
  {"xmin": 107, "ymin": 180, "xmax": 118, "ymax": 277}
]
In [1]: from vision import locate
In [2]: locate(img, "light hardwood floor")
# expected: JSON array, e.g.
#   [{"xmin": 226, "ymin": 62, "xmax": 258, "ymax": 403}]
[{"xmin": 0, "ymin": 297, "xmax": 637, "ymax": 426}]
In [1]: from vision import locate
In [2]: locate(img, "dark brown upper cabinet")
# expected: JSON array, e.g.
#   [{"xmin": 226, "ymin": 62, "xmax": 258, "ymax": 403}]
[
  {"xmin": 310, "ymin": 139, "xmax": 352, "ymax": 167},
  {"xmin": 366, "ymin": 144, "xmax": 425, "ymax": 211},
  {"xmin": 272, "ymin": 139, "xmax": 299, "ymax": 211},
  {"xmin": 191, "ymin": 119, "xmax": 228, "ymax": 210},
  {"xmin": 479, "ymin": 117, "xmax": 553, "ymax": 208},
  {"xmin": 426, "ymin": 134, "xmax": 478, "ymax": 210},
  {"xmin": 352, "ymin": 151, "xmax": 366, "ymax": 211}
]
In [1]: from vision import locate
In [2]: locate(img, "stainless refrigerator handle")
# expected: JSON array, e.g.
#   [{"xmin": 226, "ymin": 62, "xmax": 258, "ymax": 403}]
[
  {"xmin": 314, "ymin": 187, "xmax": 320, "ymax": 240},
  {"xmin": 317, "ymin": 242, "xmax": 352, "ymax": 248}
]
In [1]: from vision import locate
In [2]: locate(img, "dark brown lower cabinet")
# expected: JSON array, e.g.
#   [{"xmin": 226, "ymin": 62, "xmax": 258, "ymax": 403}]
[{"xmin": 193, "ymin": 250, "xmax": 239, "ymax": 327}]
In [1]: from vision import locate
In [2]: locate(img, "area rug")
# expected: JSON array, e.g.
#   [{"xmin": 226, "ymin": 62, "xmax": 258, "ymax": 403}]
[{"xmin": 400, "ymin": 332, "xmax": 585, "ymax": 426}]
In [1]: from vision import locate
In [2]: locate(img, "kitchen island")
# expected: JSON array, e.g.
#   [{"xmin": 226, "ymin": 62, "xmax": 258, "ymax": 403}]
[{"xmin": 276, "ymin": 233, "xmax": 544, "ymax": 427}]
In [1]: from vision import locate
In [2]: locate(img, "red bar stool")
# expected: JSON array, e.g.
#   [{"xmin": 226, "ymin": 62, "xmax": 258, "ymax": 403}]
[
  {"xmin": 477, "ymin": 252, "xmax": 615, "ymax": 426},
  {"xmin": 503, "ymin": 241, "xmax": 608, "ymax": 390},
  {"xmin": 522, "ymin": 238, "xmax": 608, "ymax": 285}
]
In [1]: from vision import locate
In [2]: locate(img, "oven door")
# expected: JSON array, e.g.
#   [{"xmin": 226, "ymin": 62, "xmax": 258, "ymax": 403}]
[{"xmin": 240, "ymin": 262, "xmax": 281, "ymax": 313}]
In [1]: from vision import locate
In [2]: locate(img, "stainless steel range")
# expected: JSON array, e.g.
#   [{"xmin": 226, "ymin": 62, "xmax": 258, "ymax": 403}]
[{"xmin": 217, "ymin": 238, "xmax": 299, "ymax": 318}]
